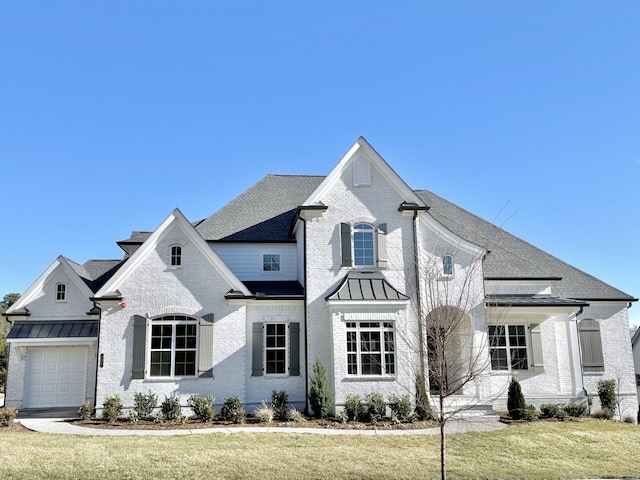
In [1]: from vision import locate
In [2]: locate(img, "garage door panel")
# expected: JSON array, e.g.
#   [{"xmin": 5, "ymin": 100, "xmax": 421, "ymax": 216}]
[{"xmin": 25, "ymin": 347, "xmax": 89, "ymax": 408}]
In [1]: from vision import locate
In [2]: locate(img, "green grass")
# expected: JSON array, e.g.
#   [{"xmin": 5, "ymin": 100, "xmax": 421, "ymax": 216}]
[{"xmin": 1, "ymin": 419, "xmax": 639, "ymax": 479}]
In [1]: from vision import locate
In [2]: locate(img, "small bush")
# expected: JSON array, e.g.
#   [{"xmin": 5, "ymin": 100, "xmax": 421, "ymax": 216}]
[
  {"xmin": 521, "ymin": 404, "xmax": 539, "ymax": 421},
  {"xmin": 133, "ymin": 391, "xmax": 157, "ymax": 418},
  {"xmin": 336, "ymin": 409, "xmax": 348, "ymax": 423},
  {"xmin": 0, "ymin": 407, "xmax": 18, "ymax": 427},
  {"xmin": 308, "ymin": 357, "xmax": 333, "ymax": 419},
  {"xmin": 540, "ymin": 403, "xmax": 563, "ymax": 419},
  {"xmin": 254, "ymin": 401, "xmax": 274, "ymax": 423},
  {"xmin": 388, "ymin": 394, "xmax": 412, "ymax": 422},
  {"xmin": 77, "ymin": 401, "xmax": 94, "ymax": 420},
  {"xmin": 220, "ymin": 395, "xmax": 245, "ymax": 424},
  {"xmin": 286, "ymin": 407, "xmax": 306, "ymax": 423},
  {"xmin": 154, "ymin": 413, "xmax": 165, "ymax": 424},
  {"xmin": 563, "ymin": 403, "xmax": 586, "ymax": 418},
  {"xmin": 592, "ymin": 408, "xmax": 614, "ymax": 420},
  {"xmin": 187, "ymin": 394, "xmax": 215, "ymax": 422},
  {"xmin": 271, "ymin": 390, "xmax": 288, "ymax": 420},
  {"xmin": 160, "ymin": 394, "xmax": 182, "ymax": 421},
  {"xmin": 507, "ymin": 376, "xmax": 526, "ymax": 420},
  {"xmin": 128, "ymin": 410, "xmax": 139, "ymax": 424},
  {"xmin": 365, "ymin": 392, "xmax": 386, "ymax": 423},
  {"xmin": 102, "ymin": 394, "xmax": 122, "ymax": 423},
  {"xmin": 344, "ymin": 394, "xmax": 363, "ymax": 421},
  {"xmin": 623, "ymin": 415, "xmax": 635, "ymax": 424},
  {"xmin": 597, "ymin": 379, "xmax": 617, "ymax": 413}
]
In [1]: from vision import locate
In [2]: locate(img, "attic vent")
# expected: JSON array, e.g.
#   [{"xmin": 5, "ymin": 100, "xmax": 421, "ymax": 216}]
[{"xmin": 352, "ymin": 155, "xmax": 371, "ymax": 187}]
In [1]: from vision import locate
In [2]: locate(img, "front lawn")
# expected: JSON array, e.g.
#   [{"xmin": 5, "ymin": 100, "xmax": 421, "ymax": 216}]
[{"xmin": 1, "ymin": 419, "xmax": 639, "ymax": 479}]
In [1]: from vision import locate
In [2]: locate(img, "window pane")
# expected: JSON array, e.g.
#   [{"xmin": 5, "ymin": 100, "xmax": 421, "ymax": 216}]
[
  {"xmin": 490, "ymin": 349, "xmax": 508, "ymax": 370},
  {"xmin": 385, "ymin": 353, "xmax": 395, "ymax": 374},
  {"xmin": 443, "ymin": 255, "xmax": 453, "ymax": 275},
  {"xmin": 266, "ymin": 349, "xmax": 286, "ymax": 374},
  {"xmin": 175, "ymin": 351, "xmax": 196, "ymax": 376},
  {"xmin": 489, "ymin": 326, "xmax": 506, "ymax": 347},
  {"xmin": 354, "ymin": 224, "xmax": 374, "ymax": 266},
  {"xmin": 511, "ymin": 348, "xmax": 528, "ymax": 370},
  {"xmin": 361, "ymin": 353, "xmax": 382, "ymax": 375},
  {"xmin": 150, "ymin": 351, "xmax": 171, "ymax": 377}
]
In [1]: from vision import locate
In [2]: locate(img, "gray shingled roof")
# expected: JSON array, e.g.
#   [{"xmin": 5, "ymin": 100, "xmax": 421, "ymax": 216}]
[
  {"xmin": 67, "ymin": 258, "xmax": 126, "ymax": 293},
  {"xmin": 196, "ymin": 175, "xmax": 325, "ymax": 242}
]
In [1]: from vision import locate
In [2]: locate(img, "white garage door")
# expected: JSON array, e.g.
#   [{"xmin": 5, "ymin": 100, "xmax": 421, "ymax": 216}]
[{"xmin": 25, "ymin": 346, "xmax": 88, "ymax": 408}]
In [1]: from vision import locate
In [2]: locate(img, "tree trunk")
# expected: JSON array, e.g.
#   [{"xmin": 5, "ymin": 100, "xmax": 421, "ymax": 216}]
[{"xmin": 439, "ymin": 393, "xmax": 446, "ymax": 480}]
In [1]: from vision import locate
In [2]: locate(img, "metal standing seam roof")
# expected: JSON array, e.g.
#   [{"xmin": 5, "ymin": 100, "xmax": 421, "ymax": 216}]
[
  {"xmin": 485, "ymin": 295, "xmax": 590, "ymax": 307},
  {"xmin": 326, "ymin": 272, "xmax": 410, "ymax": 301},
  {"xmin": 8, "ymin": 320, "xmax": 99, "ymax": 340}
]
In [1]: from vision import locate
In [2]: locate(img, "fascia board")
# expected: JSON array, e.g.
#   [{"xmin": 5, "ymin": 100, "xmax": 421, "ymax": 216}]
[
  {"xmin": 485, "ymin": 305, "xmax": 582, "ymax": 316},
  {"xmin": 326, "ymin": 299, "xmax": 409, "ymax": 308},
  {"xmin": 419, "ymin": 213, "xmax": 486, "ymax": 257},
  {"xmin": 96, "ymin": 209, "xmax": 250, "ymax": 297},
  {"xmin": 6, "ymin": 255, "xmax": 93, "ymax": 313},
  {"xmin": 303, "ymin": 137, "xmax": 426, "ymax": 207}
]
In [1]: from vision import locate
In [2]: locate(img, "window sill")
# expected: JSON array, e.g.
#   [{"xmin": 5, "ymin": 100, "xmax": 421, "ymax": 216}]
[
  {"xmin": 264, "ymin": 374, "xmax": 290, "ymax": 380},
  {"xmin": 143, "ymin": 376, "xmax": 198, "ymax": 382},
  {"xmin": 343, "ymin": 375, "xmax": 397, "ymax": 382}
]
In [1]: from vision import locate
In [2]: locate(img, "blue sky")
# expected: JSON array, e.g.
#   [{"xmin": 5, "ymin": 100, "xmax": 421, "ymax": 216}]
[{"xmin": 1, "ymin": 2, "xmax": 638, "ymax": 325}]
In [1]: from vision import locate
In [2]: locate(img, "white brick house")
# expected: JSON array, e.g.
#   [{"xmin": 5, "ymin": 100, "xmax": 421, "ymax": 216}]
[{"xmin": 4, "ymin": 138, "xmax": 638, "ymax": 418}]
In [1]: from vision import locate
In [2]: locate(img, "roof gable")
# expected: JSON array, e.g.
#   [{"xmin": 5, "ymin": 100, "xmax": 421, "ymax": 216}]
[{"xmin": 96, "ymin": 208, "xmax": 250, "ymax": 297}]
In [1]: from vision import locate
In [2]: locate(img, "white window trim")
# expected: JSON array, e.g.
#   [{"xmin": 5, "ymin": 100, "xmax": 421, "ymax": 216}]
[
  {"xmin": 345, "ymin": 321, "xmax": 396, "ymax": 377},
  {"xmin": 488, "ymin": 324, "xmax": 530, "ymax": 372},
  {"xmin": 352, "ymin": 223, "xmax": 376, "ymax": 268},
  {"xmin": 264, "ymin": 315, "xmax": 289, "ymax": 377},
  {"xmin": 169, "ymin": 244, "xmax": 183, "ymax": 269},
  {"xmin": 262, "ymin": 253, "xmax": 282, "ymax": 273},
  {"xmin": 442, "ymin": 254, "xmax": 454, "ymax": 277},
  {"xmin": 56, "ymin": 283, "xmax": 67, "ymax": 303},
  {"xmin": 147, "ymin": 315, "xmax": 198, "ymax": 378}
]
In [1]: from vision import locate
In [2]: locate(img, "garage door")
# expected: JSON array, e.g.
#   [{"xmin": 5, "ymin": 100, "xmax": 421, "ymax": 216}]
[{"xmin": 25, "ymin": 346, "xmax": 88, "ymax": 408}]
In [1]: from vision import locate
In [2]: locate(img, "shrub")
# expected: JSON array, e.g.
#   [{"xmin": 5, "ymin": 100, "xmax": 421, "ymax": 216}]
[
  {"xmin": 286, "ymin": 407, "xmax": 306, "ymax": 423},
  {"xmin": 154, "ymin": 413, "xmax": 165, "ymax": 424},
  {"xmin": 623, "ymin": 415, "xmax": 635, "ymax": 424},
  {"xmin": 637, "ymin": 405, "xmax": 640, "ymax": 425},
  {"xmin": 221, "ymin": 395, "xmax": 245, "ymax": 424},
  {"xmin": 102, "ymin": 394, "xmax": 122, "ymax": 423},
  {"xmin": 344, "ymin": 394, "xmax": 363, "ymax": 421},
  {"xmin": 521, "ymin": 404, "xmax": 539, "ymax": 421},
  {"xmin": 389, "ymin": 394, "xmax": 412, "ymax": 422},
  {"xmin": 308, "ymin": 356, "xmax": 333, "ymax": 418},
  {"xmin": 271, "ymin": 390, "xmax": 288, "ymax": 420},
  {"xmin": 128, "ymin": 410, "xmax": 139, "ymax": 424},
  {"xmin": 160, "ymin": 394, "xmax": 182, "ymax": 421},
  {"xmin": 133, "ymin": 391, "xmax": 157, "ymax": 418},
  {"xmin": 336, "ymin": 409, "xmax": 348, "ymax": 423},
  {"xmin": 187, "ymin": 394, "xmax": 215, "ymax": 422},
  {"xmin": 0, "ymin": 407, "xmax": 17, "ymax": 427},
  {"xmin": 77, "ymin": 401, "xmax": 94, "ymax": 420},
  {"xmin": 365, "ymin": 392, "xmax": 386, "ymax": 423},
  {"xmin": 597, "ymin": 379, "xmax": 616, "ymax": 413},
  {"xmin": 415, "ymin": 374, "xmax": 434, "ymax": 421},
  {"xmin": 540, "ymin": 403, "xmax": 563, "ymax": 419},
  {"xmin": 507, "ymin": 376, "xmax": 526, "ymax": 420},
  {"xmin": 254, "ymin": 401, "xmax": 274, "ymax": 423},
  {"xmin": 563, "ymin": 403, "xmax": 587, "ymax": 418}
]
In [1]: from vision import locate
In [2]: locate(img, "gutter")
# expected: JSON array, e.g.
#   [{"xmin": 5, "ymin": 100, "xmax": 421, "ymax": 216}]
[
  {"xmin": 88, "ymin": 302, "xmax": 102, "ymax": 410},
  {"xmin": 296, "ymin": 210, "xmax": 310, "ymax": 415}
]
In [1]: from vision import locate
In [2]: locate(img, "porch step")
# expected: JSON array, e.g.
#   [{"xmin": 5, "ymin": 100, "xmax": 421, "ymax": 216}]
[{"xmin": 435, "ymin": 396, "xmax": 501, "ymax": 422}]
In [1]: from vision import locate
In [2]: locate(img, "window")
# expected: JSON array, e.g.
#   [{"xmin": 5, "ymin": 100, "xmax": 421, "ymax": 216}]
[
  {"xmin": 170, "ymin": 245, "xmax": 182, "ymax": 266},
  {"xmin": 353, "ymin": 223, "xmax": 375, "ymax": 266},
  {"xmin": 489, "ymin": 325, "xmax": 528, "ymax": 371},
  {"xmin": 149, "ymin": 315, "xmax": 197, "ymax": 377},
  {"xmin": 265, "ymin": 322, "xmax": 287, "ymax": 374},
  {"xmin": 56, "ymin": 283, "xmax": 66, "ymax": 302},
  {"xmin": 442, "ymin": 255, "xmax": 453, "ymax": 276},
  {"xmin": 346, "ymin": 321, "xmax": 395, "ymax": 376},
  {"xmin": 263, "ymin": 254, "xmax": 280, "ymax": 272},
  {"xmin": 578, "ymin": 319, "xmax": 604, "ymax": 373}
]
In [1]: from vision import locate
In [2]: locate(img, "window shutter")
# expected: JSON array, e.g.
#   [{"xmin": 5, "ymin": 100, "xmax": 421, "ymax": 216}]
[
  {"xmin": 252, "ymin": 322, "xmax": 264, "ymax": 376},
  {"xmin": 340, "ymin": 223, "xmax": 352, "ymax": 267},
  {"xmin": 132, "ymin": 315, "xmax": 147, "ymax": 379},
  {"xmin": 289, "ymin": 322, "xmax": 300, "ymax": 376},
  {"xmin": 579, "ymin": 319, "xmax": 604, "ymax": 372},
  {"xmin": 376, "ymin": 223, "xmax": 388, "ymax": 268},
  {"xmin": 530, "ymin": 323, "xmax": 544, "ymax": 368},
  {"xmin": 198, "ymin": 313, "xmax": 214, "ymax": 378}
]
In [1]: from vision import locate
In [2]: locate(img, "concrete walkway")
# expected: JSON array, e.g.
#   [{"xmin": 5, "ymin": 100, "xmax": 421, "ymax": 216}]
[{"xmin": 18, "ymin": 416, "xmax": 505, "ymax": 436}]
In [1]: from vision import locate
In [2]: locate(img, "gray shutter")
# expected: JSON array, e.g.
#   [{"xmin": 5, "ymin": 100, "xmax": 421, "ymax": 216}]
[
  {"xmin": 132, "ymin": 315, "xmax": 147, "ymax": 379},
  {"xmin": 340, "ymin": 223, "xmax": 352, "ymax": 267},
  {"xmin": 376, "ymin": 223, "xmax": 388, "ymax": 268},
  {"xmin": 579, "ymin": 319, "xmax": 604, "ymax": 372},
  {"xmin": 198, "ymin": 313, "xmax": 214, "ymax": 378},
  {"xmin": 289, "ymin": 322, "xmax": 300, "ymax": 376},
  {"xmin": 252, "ymin": 322, "xmax": 264, "ymax": 376},
  {"xmin": 530, "ymin": 323, "xmax": 544, "ymax": 368}
]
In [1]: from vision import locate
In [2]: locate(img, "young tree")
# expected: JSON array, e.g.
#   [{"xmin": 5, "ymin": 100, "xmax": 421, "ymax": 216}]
[{"xmin": 308, "ymin": 356, "xmax": 333, "ymax": 418}]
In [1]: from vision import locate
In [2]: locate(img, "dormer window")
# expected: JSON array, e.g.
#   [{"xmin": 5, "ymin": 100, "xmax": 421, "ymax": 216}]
[
  {"xmin": 170, "ymin": 245, "xmax": 182, "ymax": 266},
  {"xmin": 443, "ymin": 255, "xmax": 453, "ymax": 276},
  {"xmin": 263, "ymin": 254, "xmax": 281, "ymax": 272},
  {"xmin": 56, "ymin": 283, "xmax": 67, "ymax": 302}
]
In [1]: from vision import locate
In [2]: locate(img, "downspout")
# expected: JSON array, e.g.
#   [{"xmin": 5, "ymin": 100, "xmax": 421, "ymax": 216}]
[
  {"xmin": 91, "ymin": 302, "xmax": 102, "ymax": 410},
  {"xmin": 297, "ymin": 211, "xmax": 310, "ymax": 415},
  {"xmin": 412, "ymin": 209, "xmax": 426, "ymax": 379},
  {"xmin": 573, "ymin": 306, "xmax": 586, "ymax": 397}
]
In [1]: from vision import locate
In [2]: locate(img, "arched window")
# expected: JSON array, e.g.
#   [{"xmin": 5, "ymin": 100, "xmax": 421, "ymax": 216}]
[
  {"xmin": 353, "ymin": 223, "xmax": 375, "ymax": 266},
  {"xmin": 442, "ymin": 255, "xmax": 453, "ymax": 276},
  {"xmin": 149, "ymin": 315, "xmax": 197, "ymax": 377},
  {"xmin": 170, "ymin": 245, "xmax": 182, "ymax": 266},
  {"xmin": 56, "ymin": 283, "xmax": 67, "ymax": 302}
]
